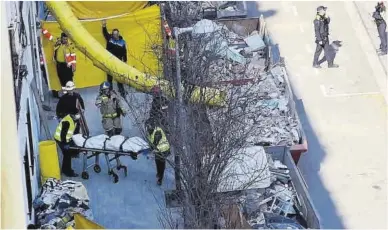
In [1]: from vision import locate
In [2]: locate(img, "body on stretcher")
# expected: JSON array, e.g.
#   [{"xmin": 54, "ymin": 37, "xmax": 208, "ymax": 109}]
[{"xmin": 71, "ymin": 134, "xmax": 150, "ymax": 183}]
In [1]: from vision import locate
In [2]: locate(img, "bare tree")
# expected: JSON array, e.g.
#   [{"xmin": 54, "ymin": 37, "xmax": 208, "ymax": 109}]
[{"xmin": 117, "ymin": 2, "xmax": 276, "ymax": 229}]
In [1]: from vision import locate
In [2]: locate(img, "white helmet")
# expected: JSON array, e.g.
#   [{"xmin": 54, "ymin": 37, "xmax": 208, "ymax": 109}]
[{"xmin": 62, "ymin": 81, "xmax": 75, "ymax": 91}]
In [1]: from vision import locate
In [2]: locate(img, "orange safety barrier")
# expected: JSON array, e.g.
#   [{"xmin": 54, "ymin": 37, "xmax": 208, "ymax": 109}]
[{"xmin": 42, "ymin": 28, "xmax": 54, "ymax": 41}]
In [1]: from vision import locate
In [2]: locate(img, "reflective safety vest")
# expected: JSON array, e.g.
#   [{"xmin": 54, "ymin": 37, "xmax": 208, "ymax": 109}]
[
  {"xmin": 65, "ymin": 52, "xmax": 77, "ymax": 71},
  {"xmin": 163, "ymin": 20, "xmax": 172, "ymax": 37},
  {"xmin": 148, "ymin": 127, "xmax": 170, "ymax": 152},
  {"xmin": 54, "ymin": 43, "xmax": 77, "ymax": 71},
  {"xmin": 54, "ymin": 115, "xmax": 76, "ymax": 143},
  {"xmin": 102, "ymin": 112, "xmax": 118, "ymax": 118},
  {"xmin": 96, "ymin": 94, "xmax": 120, "ymax": 118}
]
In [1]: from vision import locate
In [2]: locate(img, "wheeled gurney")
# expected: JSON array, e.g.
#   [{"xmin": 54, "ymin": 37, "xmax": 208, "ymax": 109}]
[{"xmin": 71, "ymin": 134, "xmax": 150, "ymax": 183}]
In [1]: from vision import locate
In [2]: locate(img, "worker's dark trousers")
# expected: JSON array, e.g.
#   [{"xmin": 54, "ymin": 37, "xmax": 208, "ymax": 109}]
[
  {"xmin": 155, "ymin": 151, "xmax": 169, "ymax": 182},
  {"xmin": 107, "ymin": 74, "xmax": 125, "ymax": 94},
  {"xmin": 313, "ymin": 40, "xmax": 333, "ymax": 66},
  {"xmin": 56, "ymin": 62, "xmax": 74, "ymax": 86},
  {"xmin": 56, "ymin": 141, "xmax": 78, "ymax": 174},
  {"xmin": 377, "ymin": 23, "xmax": 387, "ymax": 53},
  {"xmin": 54, "ymin": 62, "xmax": 73, "ymax": 98}
]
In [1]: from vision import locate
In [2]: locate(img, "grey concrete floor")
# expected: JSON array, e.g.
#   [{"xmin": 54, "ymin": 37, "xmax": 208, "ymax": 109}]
[{"xmin": 252, "ymin": 1, "xmax": 387, "ymax": 228}]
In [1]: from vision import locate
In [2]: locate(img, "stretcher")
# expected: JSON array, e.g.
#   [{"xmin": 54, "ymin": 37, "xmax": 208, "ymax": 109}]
[
  {"xmin": 73, "ymin": 103, "xmax": 150, "ymax": 183},
  {"xmin": 70, "ymin": 136, "xmax": 149, "ymax": 183}
]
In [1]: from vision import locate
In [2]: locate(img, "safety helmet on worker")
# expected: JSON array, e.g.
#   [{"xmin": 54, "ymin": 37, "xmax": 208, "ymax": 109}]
[
  {"xmin": 62, "ymin": 81, "xmax": 76, "ymax": 91},
  {"xmin": 145, "ymin": 119, "xmax": 155, "ymax": 133},
  {"xmin": 100, "ymin": 81, "xmax": 111, "ymax": 94}
]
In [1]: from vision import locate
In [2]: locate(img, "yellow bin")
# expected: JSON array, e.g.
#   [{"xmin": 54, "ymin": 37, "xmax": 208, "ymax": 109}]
[
  {"xmin": 39, "ymin": 140, "xmax": 61, "ymax": 183},
  {"xmin": 74, "ymin": 213, "xmax": 104, "ymax": 229}
]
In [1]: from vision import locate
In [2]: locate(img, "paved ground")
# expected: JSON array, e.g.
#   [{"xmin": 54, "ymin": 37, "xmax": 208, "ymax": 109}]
[
  {"xmin": 43, "ymin": 86, "xmax": 175, "ymax": 228},
  {"xmin": 254, "ymin": 1, "xmax": 387, "ymax": 228}
]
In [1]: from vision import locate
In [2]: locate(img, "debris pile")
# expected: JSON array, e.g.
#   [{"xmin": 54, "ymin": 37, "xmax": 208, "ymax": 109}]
[
  {"xmin": 188, "ymin": 18, "xmax": 301, "ymax": 146},
  {"xmin": 207, "ymin": 67, "xmax": 301, "ymax": 146},
  {"xmin": 218, "ymin": 150, "xmax": 307, "ymax": 229},
  {"xmin": 240, "ymin": 154, "xmax": 307, "ymax": 229},
  {"xmin": 33, "ymin": 178, "xmax": 94, "ymax": 229}
]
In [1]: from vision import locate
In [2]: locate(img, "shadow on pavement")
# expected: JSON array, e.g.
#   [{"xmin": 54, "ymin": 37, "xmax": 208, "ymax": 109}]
[
  {"xmin": 246, "ymin": 1, "xmax": 277, "ymax": 18},
  {"xmin": 318, "ymin": 40, "xmax": 343, "ymax": 65},
  {"xmin": 294, "ymin": 98, "xmax": 345, "ymax": 229}
]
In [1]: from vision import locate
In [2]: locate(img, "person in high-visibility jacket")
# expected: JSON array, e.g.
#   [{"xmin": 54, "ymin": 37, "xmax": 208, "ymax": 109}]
[
  {"xmin": 54, "ymin": 113, "xmax": 80, "ymax": 177},
  {"xmin": 149, "ymin": 87, "xmax": 169, "ymax": 131},
  {"xmin": 145, "ymin": 119, "xmax": 170, "ymax": 186},
  {"xmin": 95, "ymin": 81, "xmax": 127, "ymax": 136},
  {"xmin": 53, "ymin": 33, "xmax": 76, "ymax": 97}
]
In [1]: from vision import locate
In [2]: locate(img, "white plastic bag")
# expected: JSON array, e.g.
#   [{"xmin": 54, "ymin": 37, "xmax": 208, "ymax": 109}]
[
  {"xmin": 83, "ymin": 134, "xmax": 109, "ymax": 149},
  {"xmin": 105, "ymin": 135, "xmax": 126, "ymax": 151},
  {"xmin": 122, "ymin": 137, "xmax": 149, "ymax": 152},
  {"xmin": 72, "ymin": 134, "xmax": 86, "ymax": 147}
]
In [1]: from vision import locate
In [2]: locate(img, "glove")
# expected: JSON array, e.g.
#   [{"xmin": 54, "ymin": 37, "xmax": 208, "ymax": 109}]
[
  {"xmin": 55, "ymin": 38, "xmax": 61, "ymax": 46},
  {"xmin": 121, "ymin": 110, "xmax": 127, "ymax": 117},
  {"xmin": 318, "ymin": 41, "xmax": 323, "ymax": 45},
  {"xmin": 63, "ymin": 144, "xmax": 70, "ymax": 150}
]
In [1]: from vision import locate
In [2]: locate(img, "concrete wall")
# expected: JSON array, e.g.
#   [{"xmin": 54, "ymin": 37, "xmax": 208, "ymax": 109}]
[{"xmin": 2, "ymin": 1, "xmax": 45, "ymax": 227}]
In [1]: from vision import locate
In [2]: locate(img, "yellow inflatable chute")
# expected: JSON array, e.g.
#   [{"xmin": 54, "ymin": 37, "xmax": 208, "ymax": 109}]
[
  {"xmin": 67, "ymin": 1, "xmax": 148, "ymax": 19},
  {"xmin": 42, "ymin": 6, "xmax": 161, "ymax": 92},
  {"xmin": 45, "ymin": 1, "xmax": 225, "ymax": 106}
]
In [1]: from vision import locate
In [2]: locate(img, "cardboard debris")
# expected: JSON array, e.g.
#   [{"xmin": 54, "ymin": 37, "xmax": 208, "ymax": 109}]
[{"xmin": 244, "ymin": 34, "xmax": 266, "ymax": 52}]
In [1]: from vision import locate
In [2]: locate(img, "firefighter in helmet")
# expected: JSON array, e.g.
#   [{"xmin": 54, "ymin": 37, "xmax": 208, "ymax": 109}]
[{"xmin": 95, "ymin": 81, "xmax": 127, "ymax": 136}]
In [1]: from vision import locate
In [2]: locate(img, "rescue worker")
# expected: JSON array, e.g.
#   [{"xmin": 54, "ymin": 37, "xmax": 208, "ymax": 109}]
[
  {"xmin": 149, "ymin": 87, "xmax": 169, "ymax": 131},
  {"xmin": 53, "ymin": 33, "xmax": 76, "ymax": 98},
  {"xmin": 373, "ymin": 2, "xmax": 387, "ymax": 55},
  {"xmin": 145, "ymin": 119, "xmax": 170, "ymax": 186},
  {"xmin": 54, "ymin": 113, "xmax": 80, "ymax": 177},
  {"xmin": 56, "ymin": 81, "xmax": 85, "ymax": 134},
  {"xmin": 95, "ymin": 81, "xmax": 127, "ymax": 136},
  {"xmin": 313, "ymin": 6, "xmax": 339, "ymax": 69},
  {"xmin": 102, "ymin": 19, "xmax": 127, "ymax": 97}
]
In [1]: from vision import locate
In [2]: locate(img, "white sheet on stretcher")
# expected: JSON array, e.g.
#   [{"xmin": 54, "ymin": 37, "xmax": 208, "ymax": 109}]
[{"xmin": 72, "ymin": 134, "xmax": 149, "ymax": 152}]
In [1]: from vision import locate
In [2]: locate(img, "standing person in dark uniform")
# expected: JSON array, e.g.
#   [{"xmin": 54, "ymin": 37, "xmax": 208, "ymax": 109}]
[
  {"xmin": 373, "ymin": 2, "xmax": 387, "ymax": 55},
  {"xmin": 149, "ymin": 87, "xmax": 169, "ymax": 132},
  {"xmin": 56, "ymin": 81, "xmax": 85, "ymax": 134},
  {"xmin": 145, "ymin": 119, "xmax": 170, "ymax": 186},
  {"xmin": 313, "ymin": 6, "xmax": 339, "ymax": 69},
  {"xmin": 102, "ymin": 19, "xmax": 128, "ymax": 97},
  {"xmin": 53, "ymin": 33, "xmax": 76, "ymax": 98},
  {"xmin": 54, "ymin": 114, "xmax": 80, "ymax": 177}
]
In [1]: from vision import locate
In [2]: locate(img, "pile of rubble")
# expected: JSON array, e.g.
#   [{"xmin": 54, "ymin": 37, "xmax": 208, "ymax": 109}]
[
  {"xmin": 218, "ymin": 150, "xmax": 307, "ymax": 229},
  {"xmin": 235, "ymin": 68, "xmax": 301, "ymax": 146},
  {"xmin": 190, "ymin": 18, "xmax": 300, "ymax": 146}
]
